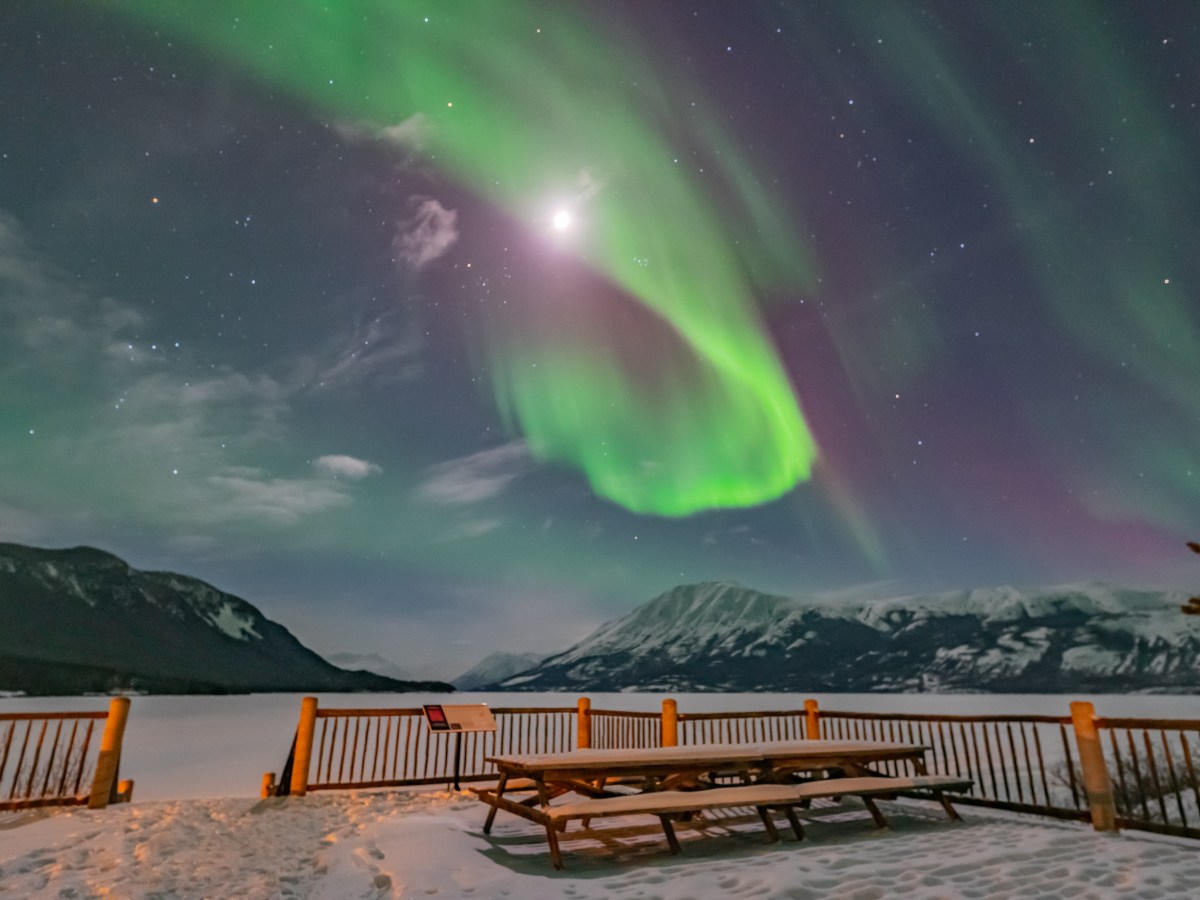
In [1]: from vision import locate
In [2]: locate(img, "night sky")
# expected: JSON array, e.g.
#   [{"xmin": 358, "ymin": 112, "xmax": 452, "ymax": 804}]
[{"xmin": 3, "ymin": 1, "xmax": 1198, "ymax": 679}]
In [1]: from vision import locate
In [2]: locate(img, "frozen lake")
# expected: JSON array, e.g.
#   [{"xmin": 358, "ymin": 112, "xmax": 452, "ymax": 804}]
[{"xmin": 2, "ymin": 691, "xmax": 1196, "ymax": 801}]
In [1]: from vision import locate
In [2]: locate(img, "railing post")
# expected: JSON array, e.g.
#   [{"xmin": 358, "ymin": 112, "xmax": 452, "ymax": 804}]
[
  {"xmin": 804, "ymin": 698, "xmax": 821, "ymax": 740},
  {"xmin": 290, "ymin": 696, "xmax": 319, "ymax": 797},
  {"xmin": 1070, "ymin": 700, "xmax": 1117, "ymax": 832},
  {"xmin": 576, "ymin": 697, "xmax": 591, "ymax": 750},
  {"xmin": 662, "ymin": 698, "xmax": 678, "ymax": 747},
  {"xmin": 88, "ymin": 697, "xmax": 131, "ymax": 809}
]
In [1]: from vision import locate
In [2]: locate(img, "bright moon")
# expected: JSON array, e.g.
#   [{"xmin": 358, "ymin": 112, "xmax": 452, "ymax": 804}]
[{"xmin": 552, "ymin": 208, "xmax": 571, "ymax": 231}]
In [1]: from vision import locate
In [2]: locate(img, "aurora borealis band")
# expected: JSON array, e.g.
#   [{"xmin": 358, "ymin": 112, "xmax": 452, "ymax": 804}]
[
  {"xmin": 2, "ymin": 2, "xmax": 1198, "ymax": 677},
  {"xmin": 95, "ymin": 0, "xmax": 821, "ymax": 517}
]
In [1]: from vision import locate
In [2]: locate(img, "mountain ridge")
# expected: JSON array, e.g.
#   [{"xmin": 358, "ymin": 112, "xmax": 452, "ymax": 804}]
[
  {"xmin": 491, "ymin": 580, "xmax": 1200, "ymax": 693},
  {"xmin": 0, "ymin": 542, "xmax": 453, "ymax": 695}
]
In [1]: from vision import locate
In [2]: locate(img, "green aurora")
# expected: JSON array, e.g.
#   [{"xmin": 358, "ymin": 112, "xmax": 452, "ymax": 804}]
[{"xmin": 101, "ymin": 0, "xmax": 821, "ymax": 517}]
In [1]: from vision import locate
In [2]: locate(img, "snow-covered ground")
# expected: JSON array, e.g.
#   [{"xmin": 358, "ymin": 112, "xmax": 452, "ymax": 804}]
[
  {"xmin": 2, "ymin": 692, "xmax": 1198, "ymax": 898},
  {"xmin": 4, "ymin": 784, "xmax": 1199, "ymax": 898}
]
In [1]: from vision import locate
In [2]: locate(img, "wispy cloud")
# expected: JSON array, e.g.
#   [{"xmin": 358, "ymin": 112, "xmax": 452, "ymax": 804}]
[
  {"xmin": 379, "ymin": 113, "xmax": 429, "ymax": 151},
  {"xmin": 394, "ymin": 195, "xmax": 458, "ymax": 270},
  {"xmin": 0, "ymin": 210, "xmax": 370, "ymax": 537},
  {"xmin": 1, "ymin": 212, "xmax": 144, "ymax": 372},
  {"xmin": 313, "ymin": 309, "xmax": 423, "ymax": 389},
  {"xmin": 315, "ymin": 455, "xmax": 382, "ymax": 480},
  {"xmin": 206, "ymin": 468, "xmax": 354, "ymax": 525},
  {"xmin": 417, "ymin": 442, "xmax": 533, "ymax": 505},
  {"xmin": 336, "ymin": 113, "xmax": 429, "ymax": 153},
  {"xmin": 446, "ymin": 518, "xmax": 503, "ymax": 539}
]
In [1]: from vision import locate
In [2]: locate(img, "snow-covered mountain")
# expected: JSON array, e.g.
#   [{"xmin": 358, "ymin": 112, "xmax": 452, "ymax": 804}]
[
  {"xmin": 0, "ymin": 543, "xmax": 452, "ymax": 695},
  {"xmin": 325, "ymin": 652, "xmax": 417, "ymax": 682},
  {"xmin": 452, "ymin": 651, "xmax": 544, "ymax": 690},
  {"xmin": 491, "ymin": 581, "xmax": 1200, "ymax": 693}
]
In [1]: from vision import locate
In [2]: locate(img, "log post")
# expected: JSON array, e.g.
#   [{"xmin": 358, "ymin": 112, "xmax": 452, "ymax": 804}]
[
  {"xmin": 576, "ymin": 697, "xmax": 591, "ymax": 750},
  {"xmin": 1070, "ymin": 700, "xmax": 1117, "ymax": 832},
  {"xmin": 261, "ymin": 772, "xmax": 276, "ymax": 798},
  {"xmin": 289, "ymin": 696, "xmax": 319, "ymax": 797},
  {"xmin": 117, "ymin": 779, "xmax": 134, "ymax": 803},
  {"xmin": 804, "ymin": 698, "xmax": 821, "ymax": 740},
  {"xmin": 662, "ymin": 698, "xmax": 678, "ymax": 747},
  {"xmin": 88, "ymin": 696, "xmax": 131, "ymax": 809}
]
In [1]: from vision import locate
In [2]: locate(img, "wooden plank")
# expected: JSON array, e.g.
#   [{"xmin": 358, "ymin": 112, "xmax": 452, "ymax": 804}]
[
  {"xmin": 541, "ymin": 776, "xmax": 974, "ymax": 822},
  {"xmin": 472, "ymin": 787, "xmax": 551, "ymax": 827}
]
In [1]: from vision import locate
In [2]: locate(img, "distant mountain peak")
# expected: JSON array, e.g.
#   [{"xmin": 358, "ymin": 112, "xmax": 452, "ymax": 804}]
[{"xmin": 453, "ymin": 651, "xmax": 545, "ymax": 690}]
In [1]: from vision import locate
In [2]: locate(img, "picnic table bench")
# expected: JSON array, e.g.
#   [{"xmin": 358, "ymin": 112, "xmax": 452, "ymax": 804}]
[{"xmin": 476, "ymin": 741, "xmax": 973, "ymax": 868}]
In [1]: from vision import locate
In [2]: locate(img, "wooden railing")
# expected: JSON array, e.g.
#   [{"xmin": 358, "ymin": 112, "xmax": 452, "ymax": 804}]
[
  {"xmin": 270, "ymin": 700, "xmax": 578, "ymax": 796},
  {"xmin": 1, "ymin": 698, "xmax": 133, "ymax": 811},
  {"xmin": 268, "ymin": 695, "xmax": 1200, "ymax": 841},
  {"xmin": 678, "ymin": 708, "xmax": 812, "ymax": 746},
  {"xmin": 589, "ymin": 707, "xmax": 661, "ymax": 750},
  {"xmin": 1095, "ymin": 715, "xmax": 1199, "ymax": 839},
  {"xmin": 817, "ymin": 709, "xmax": 1087, "ymax": 822}
]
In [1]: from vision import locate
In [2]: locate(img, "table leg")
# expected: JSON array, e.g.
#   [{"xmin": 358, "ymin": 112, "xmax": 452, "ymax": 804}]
[
  {"xmin": 544, "ymin": 822, "xmax": 564, "ymax": 869},
  {"xmin": 534, "ymin": 778, "xmax": 565, "ymax": 869},
  {"xmin": 756, "ymin": 807, "xmax": 780, "ymax": 843},
  {"xmin": 861, "ymin": 796, "xmax": 889, "ymax": 829},
  {"xmin": 782, "ymin": 805, "xmax": 806, "ymax": 841},
  {"xmin": 937, "ymin": 791, "xmax": 962, "ymax": 820},
  {"xmin": 659, "ymin": 815, "xmax": 682, "ymax": 855},
  {"xmin": 483, "ymin": 772, "xmax": 507, "ymax": 834}
]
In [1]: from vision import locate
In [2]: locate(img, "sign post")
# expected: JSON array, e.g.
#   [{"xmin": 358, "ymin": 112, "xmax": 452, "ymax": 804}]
[{"xmin": 422, "ymin": 704, "xmax": 498, "ymax": 790}]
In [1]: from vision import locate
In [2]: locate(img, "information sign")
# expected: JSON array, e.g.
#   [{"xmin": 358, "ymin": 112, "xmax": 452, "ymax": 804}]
[
  {"xmin": 421, "ymin": 704, "xmax": 498, "ymax": 790},
  {"xmin": 422, "ymin": 704, "xmax": 498, "ymax": 733}
]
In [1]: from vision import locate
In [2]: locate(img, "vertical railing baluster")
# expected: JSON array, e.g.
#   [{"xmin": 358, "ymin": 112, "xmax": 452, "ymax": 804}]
[
  {"xmin": 1005, "ymin": 723, "xmax": 1023, "ymax": 804},
  {"xmin": 1104, "ymin": 728, "xmax": 1128, "ymax": 818},
  {"xmin": 405, "ymin": 715, "xmax": 418, "ymax": 780},
  {"xmin": 1060, "ymin": 723, "xmax": 1081, "ymax": 809},
  {"xmin": 1017, "ymin": 723, "xmax": 1034, "ymax": 805},
  {"xmin": 1125, "ymin": 729, "xmax": 1150, "ymax": 821},
  {"xmin": 72, "ymin": 720, "xmax": 95, "ymax": 798},
  {"xmin": 1181, "ymin": 732, "xmax": 1199, "ymax": 819},
  {"xmin": 22, "ymin": 720, "xmax": 48, "ymax": 799},
  {"xmin": 0, "ymin": 721, "xmax": 15, "ymax": 792},
  {"xmin": 980, "ymin": 723, "xmax": 1000, "ymax": 800},
  {"xmin": 1160, "ymin": 730, "xmax": 1186, "ymax": 828},
  {"xmin": 1143, "ymin": 731, "xmax": 1168, "ymax": 825},
  {"xmin": 38, "ymin": 720, "xmax": 65, "ymax": 798},
  {"xmin": 1032, "ymin": 726, "xmax": 1050, "ymax": 807},
  {"xmin": 952, "ymin": 722, "xmax": 967, "ymax": 781}
]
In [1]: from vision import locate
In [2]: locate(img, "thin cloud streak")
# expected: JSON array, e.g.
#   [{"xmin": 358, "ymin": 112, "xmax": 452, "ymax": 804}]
[{"xmin": 417, "ymin": 442, "xmax": 534, "ymax": 505}]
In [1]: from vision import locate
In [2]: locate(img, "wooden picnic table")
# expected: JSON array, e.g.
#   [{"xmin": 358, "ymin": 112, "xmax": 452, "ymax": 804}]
[{"xmin": 479, "ymin": 739, "xmax": 931, "ymax": 836}]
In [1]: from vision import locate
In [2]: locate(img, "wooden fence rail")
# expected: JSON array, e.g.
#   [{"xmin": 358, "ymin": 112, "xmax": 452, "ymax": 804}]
[
  {"xmin": 817, "ymin": 708, "xmax": 1088, "ymax": 823},
  {"xmin": 1095, "ymin": 715, "xmax": 1200, "ymax": 839},
  {"xmin": 267, "ymin": 696, "xmax": 1199, "ymax": 841},
  {"xmin": 0, "ymin": 697, "xmax": 133, "ymax": 811},
  {"xmin": 270, "ymin": 702, "xmax": 578, "ymax": 796},
  {"xmin": 589, "ymin": 708, "xmax": 661, "ymax": 750}
]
